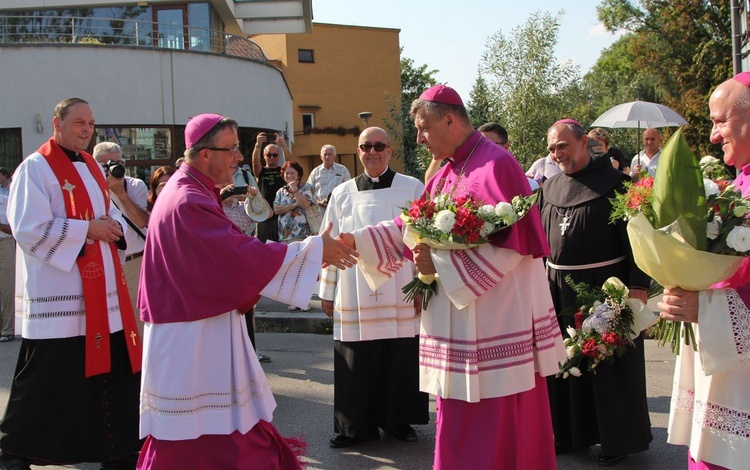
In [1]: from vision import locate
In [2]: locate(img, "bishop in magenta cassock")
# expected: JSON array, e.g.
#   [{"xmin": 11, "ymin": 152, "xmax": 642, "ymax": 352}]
[
  {"xmin": 136, "ymin": 114, "xmax": 357, "ymax": 469},
  {"xmin": 338, "ymin": 86, "xmax": 565, "ymax": 469}
]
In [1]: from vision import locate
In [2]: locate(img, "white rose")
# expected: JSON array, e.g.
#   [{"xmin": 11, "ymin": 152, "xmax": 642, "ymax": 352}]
[
  {"xmin": 566, "ymin": 346, "xmax": 576, "ymax": 359},
  {"xmin": 566, "ymin": 326, "xmax": 577, "ymax": 338},
  {"xmin": 734, "ymin": 205, "xmax": 749, "ymax": 218},
  {"xmin": 479, "ymin": 221, "xmax": 494, "ymax": 238},
  {"xmin": 726, "ymin": 226, "xmax": 750, "ymax": 252},
  {"xmin": 700, "ymin": 155, "xmax": 720, "ymax": 166},
  {"xmin": 707, "ymin": 219, "xmax": 720, "ymax": 240},
  {"xmin": 704, "ymin": 179, "xmax": 719, "ymax": 198},
  {"xmin": 602, "ymin": 277, "xmax": 628, "ymax": 295},
  {"xmin": 569, "ymin": 367, "xmax": 582, "ymax": 377},
  {"xmin": 433, "ymin": 210, "xmax": 456, "ymax": 233},
  {"xmin": 563, "ymin": 371, "xmax": 570, "ymax": 379},
  {"xmin": 494, "ymin": 202, "xmax": 515, "ymax": 218},
  {"xmin": 478, "ymin": 204, "xmax": 496, "ymax": 219}
]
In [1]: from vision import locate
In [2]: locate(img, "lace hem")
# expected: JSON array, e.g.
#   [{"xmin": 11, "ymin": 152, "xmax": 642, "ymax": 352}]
[{"xmin": 674, "ymin": 388, "xmax": 750, "ymax": 438}]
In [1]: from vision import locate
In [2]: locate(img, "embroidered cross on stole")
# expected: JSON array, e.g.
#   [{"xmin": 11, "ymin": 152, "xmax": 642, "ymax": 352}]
[{"xmin": 39, "ymin": 138, "xmax": 142, "ymax": 377}]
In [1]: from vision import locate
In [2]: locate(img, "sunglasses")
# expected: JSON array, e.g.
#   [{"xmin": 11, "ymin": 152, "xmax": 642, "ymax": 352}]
[
  {"xmin": 265, "ymin": 153, "xmax": 279, "ymax": 157},
  {"xmin": 359, "ymin": 143, "xmax": 389, "ymax": 152}
]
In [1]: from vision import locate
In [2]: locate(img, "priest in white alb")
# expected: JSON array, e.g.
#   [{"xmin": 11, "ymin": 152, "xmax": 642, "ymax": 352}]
[{"xmin": 320, "ymin": 127, "xmax": 428, "ymax": 448}]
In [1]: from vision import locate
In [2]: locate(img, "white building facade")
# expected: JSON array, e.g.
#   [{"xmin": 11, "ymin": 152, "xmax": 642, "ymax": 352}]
[{"xmin": 0, "ymin": 0, "xmax": 311, "ymax": 181}]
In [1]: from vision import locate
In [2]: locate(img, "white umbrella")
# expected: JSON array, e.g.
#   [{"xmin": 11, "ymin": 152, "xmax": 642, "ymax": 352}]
[
  {"xmin": 590, "ymin": 101, "xmax": 688, "ymax": 167},
  {"xmin": 591, "ymin": 100, "xmax": 688, "ymax": 129}
]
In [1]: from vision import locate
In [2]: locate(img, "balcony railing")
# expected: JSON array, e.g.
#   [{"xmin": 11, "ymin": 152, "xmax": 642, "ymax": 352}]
[{"xmin": 0, "ymin": 14, "xmax": 267, "ymax": 63}]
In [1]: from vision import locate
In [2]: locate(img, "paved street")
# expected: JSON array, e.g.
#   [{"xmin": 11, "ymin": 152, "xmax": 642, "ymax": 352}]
[{"xmin": 0, "ymin": 298, "xmax": 687, "ymax": 469}]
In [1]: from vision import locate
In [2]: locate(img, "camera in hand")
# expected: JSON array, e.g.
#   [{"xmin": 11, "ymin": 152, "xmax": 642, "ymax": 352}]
[
  {"xmin": 103, "ymin": 160, "xmax": 126, "ymax": 179},
  {"xmin": 221, "ymin": 185, "xmax": 248, "ymax": 200}
]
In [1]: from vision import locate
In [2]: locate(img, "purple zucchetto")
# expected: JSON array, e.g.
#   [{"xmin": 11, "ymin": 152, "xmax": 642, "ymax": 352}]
[
  {"xmin": 185, "ymin": 114, "xmax": 224, "ymax": 149},
  {"xmin": 419, "ymin": 85, "xmax": 464, "ymax": 107},
  {"xmin": 554, "ymin": 118, "xmax": 584, "ymax": 128},
  {"xmin": 733, "ymin": 72, "xmax": 750, "ymax": 88}
]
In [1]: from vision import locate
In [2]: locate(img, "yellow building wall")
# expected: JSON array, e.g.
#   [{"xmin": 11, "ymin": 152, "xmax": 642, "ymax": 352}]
[{"xmin": 253, "ymin": 23, "xmax": 402, "ymax": 179}]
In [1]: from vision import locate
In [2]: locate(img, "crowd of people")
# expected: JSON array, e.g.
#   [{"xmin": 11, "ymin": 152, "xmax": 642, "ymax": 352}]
[{"xmin": 0, "ymin": 73, "xmax": 747, "ymax": 470}]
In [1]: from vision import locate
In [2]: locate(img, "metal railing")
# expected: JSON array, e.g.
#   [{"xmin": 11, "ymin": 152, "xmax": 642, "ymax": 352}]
[{"xmin": 0, "ymin": 14, "xmax": 267, "ymax": 63}]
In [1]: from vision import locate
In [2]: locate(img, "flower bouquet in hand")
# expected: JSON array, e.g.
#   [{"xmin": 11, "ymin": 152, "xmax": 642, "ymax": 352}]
[
  {"xmin": 611, "ymin": 129, "xmax": 750, "ymax": 354},
  {"xmin": 557, "ymin": 276, "xmax": 657, "ymax": 378},
  {"xmin": 401, "ymin": 192, "xmax": 538, "ymax": 309}
]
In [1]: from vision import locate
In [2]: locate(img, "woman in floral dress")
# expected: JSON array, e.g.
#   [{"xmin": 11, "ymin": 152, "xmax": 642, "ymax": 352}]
[{"xmin": 273, "ymin": 161, "xmax": 317, "ymax": 311}]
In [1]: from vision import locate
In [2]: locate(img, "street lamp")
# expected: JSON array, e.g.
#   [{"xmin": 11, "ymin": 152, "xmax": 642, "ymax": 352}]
[{"xmin": 358, "ymin": 112, "xmax": 372, "ymax": 128}]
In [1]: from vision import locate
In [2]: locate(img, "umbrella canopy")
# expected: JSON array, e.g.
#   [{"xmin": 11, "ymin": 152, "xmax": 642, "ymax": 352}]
[{"xmin": 590, "ymin": 101, "xmax": 688, "ymax": 129}]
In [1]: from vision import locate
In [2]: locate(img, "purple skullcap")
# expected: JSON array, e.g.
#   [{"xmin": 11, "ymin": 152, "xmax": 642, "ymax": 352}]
[
  {"xmin": 419, "ymin": 84, "xmax": 464, "ymax": 106},
  {"xmin": 185, "ymin": 114, "xmax": 224, "ymax": 148},
  {"xmin": 554, "ymin": 118, "xmax": 584, "ymax": 128},
  {"xmin": 733, "ymin": 72, "xmax": 750, "ymax": 88}
]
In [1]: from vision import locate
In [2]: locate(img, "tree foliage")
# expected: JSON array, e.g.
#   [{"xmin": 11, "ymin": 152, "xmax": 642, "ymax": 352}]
[
  {"xmin": 467, "ymin": 69, "xmax": 498, "ymax": 128},
  {"xmin": 596, "ymin": 0, "xmax": 732, "ymax": 157},
  {"xmin": 480, "ymin": 10, "xmax": 581, "ymax": 168},
  {"xmin": 385, "ymin": 51, "xmax": 438, "ymax": 180}
]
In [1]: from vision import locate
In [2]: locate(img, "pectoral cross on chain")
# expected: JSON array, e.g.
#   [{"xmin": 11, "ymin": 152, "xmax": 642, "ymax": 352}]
[
  {"xmin": 95, "ymin": 332, "xmax": 102, "ymax": 348},
  {"xmin": 370, "ymin": 291, "xmax": 382, "ymax": 302},
  {"xmin": 559, "ymin": 215, "xmax": 571, "ymax": 236},
  {"xmin": 130, "ymin": 331, "xmax": 137, "ymax": 346}
]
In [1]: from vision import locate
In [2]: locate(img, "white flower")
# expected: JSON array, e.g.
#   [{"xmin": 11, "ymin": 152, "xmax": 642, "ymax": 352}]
[
  {"xmin": 597, "ymin": 344, "xmax": 608, "ymax": 354},
  {"xmin": 563, "ymin": 371, "xmax": 570, "ymax": 379},
  {"xmin": 704, "ymin": 179, "xmax": 720, "ymax": 198},
  {"xmin": 726, "ymin": 226, "xmax": 750, "ymax": 252},
  {"xmin": 700, "ymin": 155, "xmax": 720, "ymax": 166},
  {"xmin": 566, "ymin": 346, "xmax": 576, "ymax": 359},
  {"xmin": 566, "ymin": 326, "xmax": 577, "ymax": 338},
  {"xmin": 603, "ymin": 277, "xmax": 627, "ymax": 293},
  {"xmin": 707, "ymin": 219, "xmax": 720, "ymax": 240},
  {"xmin": 433, "ymin": 210, "xmax": 456, "ymax": 233},
  {"xmin": 478, "ymin": 204, "xmax": 496, "ymax": 219},
  {"xmin": 479, "ymin": 221, "xmax": 494, "ymax": 238},
  {"xmin": 734, "ymin": 205, "xmax": 749, "ymax": 218},
  {"xmin": 569, "ymin": 367, "xmax": 582, "ymax": 377},
  {"xmin": 495, "ymin": 201, "xmax": 515, "ymax": 218}
]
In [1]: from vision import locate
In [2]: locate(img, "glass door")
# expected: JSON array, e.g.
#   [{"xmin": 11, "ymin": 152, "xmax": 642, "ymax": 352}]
[{"xmin": 153, "ymin": 5, "xmax": 187, "ymax": 50}]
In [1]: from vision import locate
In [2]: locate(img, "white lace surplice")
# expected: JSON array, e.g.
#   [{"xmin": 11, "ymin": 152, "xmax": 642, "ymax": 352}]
[{"xmin": 668, "ymin": 289, "xmax": 750, "ymax": 469}]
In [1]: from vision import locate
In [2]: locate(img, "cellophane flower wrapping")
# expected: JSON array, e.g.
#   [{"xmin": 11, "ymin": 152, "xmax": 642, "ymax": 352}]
[{"xmin": 400, "ymin": 192, "xmax": 539, "ymax": 309}]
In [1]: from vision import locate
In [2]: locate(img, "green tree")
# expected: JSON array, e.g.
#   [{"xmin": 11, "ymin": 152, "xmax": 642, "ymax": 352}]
[
  {"xmin": 480, "ymin": 10, "xmax": 580, "ymax": 168},
  {"xmin": 385, "ymin": 52, "xmax": 438, "ymax": 180},
  {"xmin": 467, "ymin": 69, "xmax": 497, "ymax": 128},
  {"xmin": 596, "ymin": 0, "xmax": 732, "ymax": 157}
]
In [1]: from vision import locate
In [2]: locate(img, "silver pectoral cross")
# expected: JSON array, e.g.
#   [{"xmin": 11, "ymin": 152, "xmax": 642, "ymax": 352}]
[{"xmin": 559, "ymin": 215, "xmax": 571, "ymax": 235}]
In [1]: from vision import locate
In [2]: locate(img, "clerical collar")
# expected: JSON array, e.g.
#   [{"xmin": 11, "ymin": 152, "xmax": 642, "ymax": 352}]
[
  {"xmin": 449, "ymin": 131, "xmax": 482, "ymax": 166},
  {"xmin": 364, "ymin": 167, "xmax": 389, "ymax": 183},
  {"xmin": 57, "ymin": 143, "xmax": 85, "ymax": 163}
]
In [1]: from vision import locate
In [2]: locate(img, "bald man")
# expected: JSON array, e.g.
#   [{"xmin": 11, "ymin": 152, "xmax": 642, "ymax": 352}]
[
  {"xmin": 658, "ymin": 73, "xmax": 750, "ymax": 470},
  {"xmin": 630, "ymin": 128, "xmax": 662, "ymax": 182}
]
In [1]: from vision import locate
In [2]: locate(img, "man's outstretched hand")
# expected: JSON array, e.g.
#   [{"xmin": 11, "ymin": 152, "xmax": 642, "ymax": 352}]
[{"xmin": 320, "ymin": 222, "xmax": 358, "ymax": 270}]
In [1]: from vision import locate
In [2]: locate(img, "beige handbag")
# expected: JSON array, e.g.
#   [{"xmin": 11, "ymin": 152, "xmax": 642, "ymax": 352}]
[{"xmin": 304, "ymin": 204, "xmax": 323, "ymax": 235}]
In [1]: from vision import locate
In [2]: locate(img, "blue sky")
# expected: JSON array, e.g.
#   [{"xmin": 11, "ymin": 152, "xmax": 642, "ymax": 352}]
[{"xmin": 312, "ymin": 0, "xmax": 623, "ymax": 101}]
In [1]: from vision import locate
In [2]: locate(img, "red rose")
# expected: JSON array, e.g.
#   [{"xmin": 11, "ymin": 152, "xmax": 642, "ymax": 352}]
[{"xmin": 581, "ymin": 339, "xmax": 599, "ymax": 358}]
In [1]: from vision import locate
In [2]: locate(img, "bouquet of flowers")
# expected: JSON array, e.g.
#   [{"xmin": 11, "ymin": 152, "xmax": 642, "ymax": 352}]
[
  {"xmin": 401, "ymin": 192, "xmax": 538, "ymax": 309},
  {"xmin": 557, "ymin": 276, "xmax": 657, "ymax": 378},
  {"xmin": 610, "ymin": 129, "xmax": 750, "ymax": 354}
]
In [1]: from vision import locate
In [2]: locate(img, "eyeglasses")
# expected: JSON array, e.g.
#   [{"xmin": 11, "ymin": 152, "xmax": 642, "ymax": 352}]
[
  {"xmin": 265, "ymin": 153, "xmax": 279, "ymax": 157},
  {"xmin": 206, "ymin": 145, "xmax": 240, "ymax": 156},
  {"xmin": 359, "ymin": 143, "xmax": 389, "ymax": 152}
]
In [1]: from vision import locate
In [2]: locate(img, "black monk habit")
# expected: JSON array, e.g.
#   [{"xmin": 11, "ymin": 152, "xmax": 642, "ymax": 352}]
[{"xmin": 539, "ymin": 155, "xmax": 653, "ymax": 456}]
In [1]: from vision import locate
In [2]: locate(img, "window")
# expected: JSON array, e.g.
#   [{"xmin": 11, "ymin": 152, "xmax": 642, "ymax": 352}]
[
  {"xmin": 0, "ymin": 129, "xmax": 21, "ymax": 172},
  {"xmin": 298, "ymin": 49, "xmax": 314, "ymax": 63},
  {"xmin": 302, "ymin": 113, "xmax": 314, "ymax": 130}
]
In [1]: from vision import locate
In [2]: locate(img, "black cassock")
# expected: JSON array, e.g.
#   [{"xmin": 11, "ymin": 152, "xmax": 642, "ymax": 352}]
[{"xmin": 539, "ymin": 156, "xmax": 653, "ymax": 456}]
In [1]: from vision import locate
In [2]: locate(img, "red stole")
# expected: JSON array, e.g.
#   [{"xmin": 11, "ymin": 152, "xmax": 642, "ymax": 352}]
[{"xmin": 39, "ymin": 138, "xmax": 142, "ymax": 377}]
